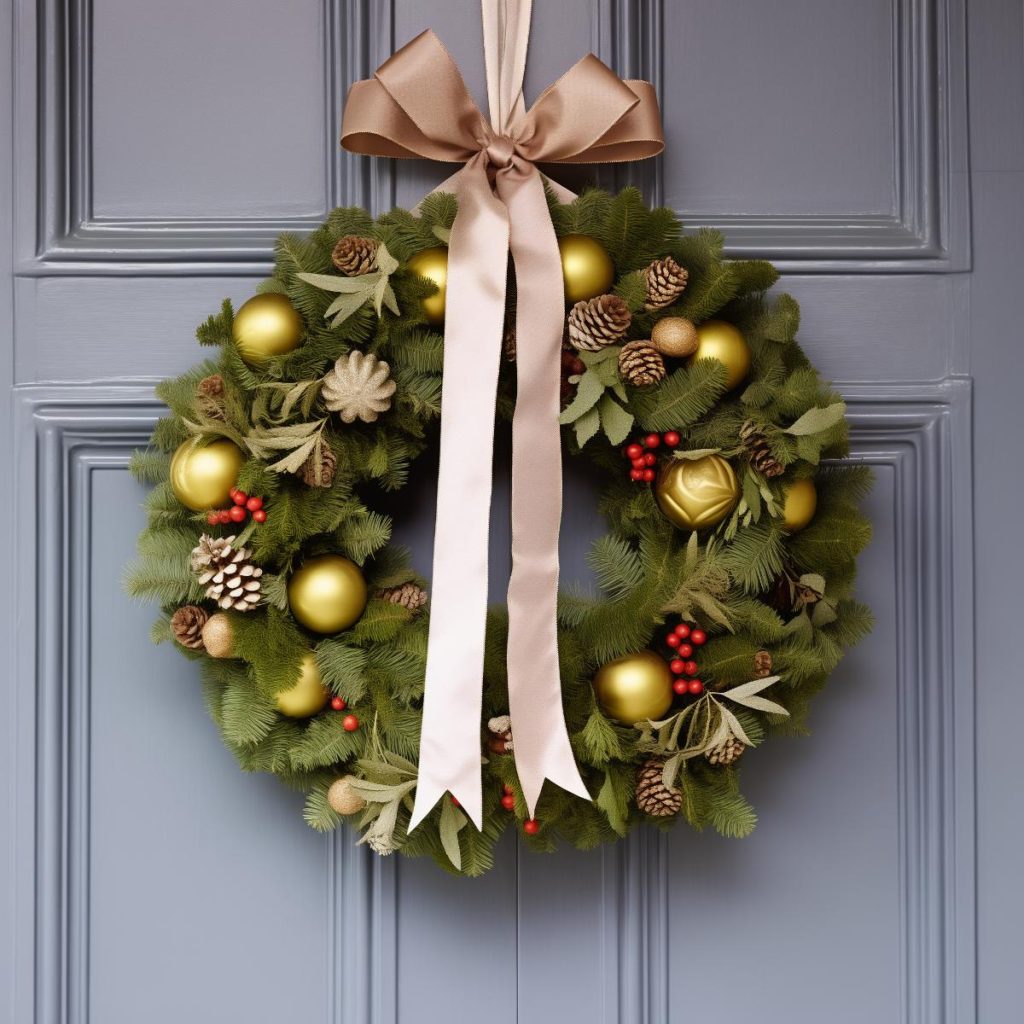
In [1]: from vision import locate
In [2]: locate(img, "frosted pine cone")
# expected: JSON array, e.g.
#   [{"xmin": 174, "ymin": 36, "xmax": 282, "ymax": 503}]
[
  {"xmin": 487, "ymin": 715, "xmax": 514, "ymax": 754},
  {"xmin": 618, "ymin": 340, "xmax": 666, "ymax": 387},
  {"xmin": 739, "ymin": 420, "xmax": 784, "ymax": 479},
  {"xmin": 170, "ymin": 604, "xmax": 209, "ymax": 649},
  {"xmin": 567, "ymin": 294, "xmax": 632, "ymax": 352},
  {"xmin": 635, "ymin": 758, "xmax": 682, "ymax": 816},
  {"xmin": 190, "ymin": 534, "xmax": 263, "ymax": 612},
  {"xmin": 753, "ymin": 650, "xmax": 774, "ymax": 678},
  {"xmin": 377, "ymin": 582, "xmax": 427, "ymax": 612},
  {"xmin": 706, "ymin": 737, "xmax": 745, "ymax": 766},
  {"xmin": 643, "ymin": 256, "xmax": 689, "ymax": 311},
  {"xmin": 322, "ymin": 350, "xmax": 397, "ymax": 424},
  {"xmin": 299, "ymin": 440, "xmax": 337, "ymax": 488},
  {"xmin": 196, "ymin": 374, "xmax": 226, "ymax": 421},
  {"xmin": 331, "ymin": 235, "xmax": 378, "ymax": 275}
]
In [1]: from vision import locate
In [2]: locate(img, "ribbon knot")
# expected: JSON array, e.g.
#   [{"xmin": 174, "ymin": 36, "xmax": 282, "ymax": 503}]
[{"xmin": 341, "ymin": 5, "xmax": 662, "ymax": 831}]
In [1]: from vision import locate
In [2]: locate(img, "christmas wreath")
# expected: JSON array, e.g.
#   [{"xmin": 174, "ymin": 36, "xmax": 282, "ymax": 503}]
[{"xmin": 127, "ymin": 185, "xmax": 872, "ymax": 875}]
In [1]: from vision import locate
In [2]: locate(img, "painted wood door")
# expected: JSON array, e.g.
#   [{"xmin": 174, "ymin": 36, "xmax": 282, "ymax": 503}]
[{"xmin": 2, "ymin": 1, "xmax": 1020, "ymax": 1021}]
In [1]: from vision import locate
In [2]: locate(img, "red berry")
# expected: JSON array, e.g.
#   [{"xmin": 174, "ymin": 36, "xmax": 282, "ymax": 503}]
[
  {"xmin": 664, "ymin": 431, "xmax": 681, "ymax": 447},
  {"xmin": 229, "ymin": 505, "xmax": 247, "ymax": 523},
  {"xmin": 251, "ymin": 509, "xmax": 267, "ymax": 523},
  {"xmin": 665, "ymin": 633, "xmax": 681, "ymax": 649},
  {"xmin": 232, "ymin": 490, "xmax": 248, "ymax": 506},
  {"xmin": 206, "ymin": 512, "xmax": 220, "ymax": 525},
  {"xmin": 690, "ymin": 628, "xmax": 707, "ymax": 646},
  {"xmin": 669, "ymin": 658, "xmax": 685, "ymax": 675},
  {"xmin": 245, "ymin": 496, "xmax": 263, "ymax": 512},
  {"xmin": 677, "ymin": 643, "xmax": 693, "ymax": 659},
  {"xmin": 674, "ymin": 623, "xmax": 691, "ymax": 638},
  {"xmin": 342, "ymin": 714, "xmax": 359, "ymax": 732},
  {"xmin": 683, "ymin": 660, "xmax": 698, "ymax": 676},
  {"xmin": 641, "ymin": 468, "xmax": 656, "ymax": 483},
  {"xmin": 643, "ymin": 452, "xmax": 657, "ymax": 467},
  {"xmin": 631, "ymin": 457, "xmax": 646, "ymax": 470},
  {"xmin": 629, "ymin": 468, "xmax": 644, "ymax": 482},
  {"xmin": 687, "ymin": 679, "xmax": 704, "ymax": 695},
  {"xmin": 523, "ymin": 819, "xmax": 540, "ymax": 836},
  {"xmin": 330, "ymin": 696, "xmax": 347, "ymax": 711},
  {"xmin": 217, "ymin": 509, "xmax": 232, "ymax": 524},
  {"xmin": 644, "ymin": 433, "xmax": 661, "ymax": 449},
  {"xmin": 501, "ymin": 794, "xmax": 515, "ymax": 810},
  {"xmin": 503, "ymin": 783, "xmax": 514, "ymax": 795},
  {"xmin": 673, "ymin": 678, "xmax": 688, "ymax": 695},
  {"xmin": 625, "ymin": 443, "xmax": 644, "ymax": 460}
]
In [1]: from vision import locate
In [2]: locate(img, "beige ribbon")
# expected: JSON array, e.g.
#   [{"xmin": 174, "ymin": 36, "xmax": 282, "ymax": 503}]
[{"xmin": 341, "ymin": 0, "xmax": 663, "ymax": 829}]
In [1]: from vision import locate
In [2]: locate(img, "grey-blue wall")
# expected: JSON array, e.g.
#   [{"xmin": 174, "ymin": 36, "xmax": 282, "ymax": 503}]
[{"xmin": 1, "ymin": 1, "xmax": 1019, "ymax": 1021}]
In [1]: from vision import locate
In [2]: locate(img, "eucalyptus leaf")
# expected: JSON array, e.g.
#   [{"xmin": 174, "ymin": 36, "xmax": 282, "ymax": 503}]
[
  {"xmin": 784, "ymin": 402, "xmax": 846, "ymax": 436},
  {"xmin": 717, "ymin": 704, "xmax": 754, "ymax": 747},
  {"xmin": 558, "ymin": 371, "xmax": 605, "ymax": 424},
  {"xmin": 599, "ymin": 393, "xmax": 634, "ymax": 445},
  {"xmin": 439, "ymin": 798, "xmax": 466, "ymax": 870},
  {"xmin": 573, "ymin": 405, "xmax": 601, "ymax": 448},
  {"xmin": 596, "ymin": 772, "xmax": 628, "ymax": 836}
]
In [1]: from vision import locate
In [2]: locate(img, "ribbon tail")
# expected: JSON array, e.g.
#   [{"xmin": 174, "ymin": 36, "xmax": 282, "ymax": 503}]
[{"xmin": 500, "ymin": 166, "xmax": 591, "ymax": 817}]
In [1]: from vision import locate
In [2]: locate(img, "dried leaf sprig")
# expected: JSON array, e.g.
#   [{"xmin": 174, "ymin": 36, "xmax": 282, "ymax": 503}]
[{"xmin": 297, "ymin": 242, "xmax": 401, "ymax": 327}]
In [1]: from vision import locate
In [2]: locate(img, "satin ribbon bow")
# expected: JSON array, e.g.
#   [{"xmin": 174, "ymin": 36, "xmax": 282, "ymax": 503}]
[{"xmin": 341, "ymin": 6, "xmax": 663, "ymax": 830}]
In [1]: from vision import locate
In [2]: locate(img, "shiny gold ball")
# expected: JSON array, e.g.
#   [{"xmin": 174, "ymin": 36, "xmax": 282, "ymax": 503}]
[
  {"xmin": 231, "ymin": 293, "xmax": 303, "ymax": 366},
  {"xmin": 655, "ymin": 454, "xmax": 741, "ymax": 531},
  {"xmin": 201, "ymin": 612, "xmax": 235, "ymax": 658},
  {"xmin": 407, "ymin": 247, "xmax": 448, "ymax": 326},
  {"xmin": 651, "ymin": 316, "xmax": 698, "ymax": 358},
  {"xmin": 558, "ymin": 234, "xmax": 615, "ymax": 303},
  {"xmin": 687, "ymin": 319, "xmax": 751, "ymax": 391},
  {"xmin": 593, "ymin": 650, "xmax": 674, "ymax": 725},
  {"xmin": 288, "ymin": 554, "xmax": 368, "ymax": 634},
  {"xmin": 169, "ymin": 438, "xmax": 244, "ymax": 511},
  {"xmin": 327, "ymin": 776, "xmax": 367, "ymax": 816},
  {"xmin": 780, "ymin": 477, "xmax": 817, "ymax": 533},
  {"xmin": 275, "ymin": 652, "xmax": 329, "ymax": 718}
]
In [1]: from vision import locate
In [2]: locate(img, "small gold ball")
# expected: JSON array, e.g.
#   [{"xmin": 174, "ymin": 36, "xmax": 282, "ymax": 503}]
[
  {"xmin": 288, "ymin": 554, "xmax": 368, "ymax": 634},
  {"xmin": 687, "ymin": 320, "xmax": 751, "ymax": 391},
  {"xmin": 169, "ymin": 438, "xmax": 244, "ymax": 511},
  {"xmin": 780, "ymin": 478, "xmax": 817, "ymax": 533},
  {"xmin": 275, "ymin": 652, "xmax": 329, "ymax": 718},
  {"xmin": 651, "ymin": 317, "xmax": 698, "ymax": 358},
  {"xmin": 593, "ymin": 650, "xmax": 674, "ymax": 725},
  {"xmin": 201, "ymin": 613, "xmax": 235, "ymax": 658},
  {"xmin": 558, "ymin": 234, "xmax": 615, "ymax": 303},
  {"xmin": 231, "ymin": 293, "xmax": 303, "ymax": 366},
  {"xmin": 407, "ymin": 247, "xmax": 448, "ymax": 326},
  {"xmin": 655, "ymin": 454, "xmax": 741, "ymax": 531},
  {"xmin": 327, "ymin": 776, "xmax": 367, "ymax": 816}
]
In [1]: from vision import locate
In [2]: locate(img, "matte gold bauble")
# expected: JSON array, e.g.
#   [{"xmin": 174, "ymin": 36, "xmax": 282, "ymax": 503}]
[
  {"xmin": 201, "ymin": 612, "xmax": 235, "ymax": 659},
  {"xmin": 327, "ymin": 776, "xmax": 367, "ymax": 816},
  {"xmin": 655, "ymin": 454, "xmax": 741, "ymax": 531},
  {"xmin": 407, "ymin": 247, "xmax": 448, "ymax": 326},
  {"xmin": 687, "ymin": 319, "xmax": 751, "ymax": 391},
  {"xmin": 651, "ymin": 316, "xmax": 698, "ymax": 358},
  {"xmin": 288, "ymin": 554, "xmax": 368, "ymax": 634},
  {"xmin": 558, "ymin": 234, "xmax": 615, "ymax": 303},
  {"xmin": 275, "ymin": 652, "xmax": 329, "ymax": 718},
  {"xmin": 231, "ymin": 293, "xmax": 303, "ymax": 366},
  {"xmin": 169, "ymin": 438, "xmax": 244, "ymax": 511},
  {"xmin": 593, "ymin": 650, "xmax": 673, "ymax": 725},
  {"xmin": 780, "ymin": 477, "xmax": 817, "ymax": 533}
]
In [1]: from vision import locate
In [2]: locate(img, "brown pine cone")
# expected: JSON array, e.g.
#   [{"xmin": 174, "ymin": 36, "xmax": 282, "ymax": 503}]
[
  {"xmin": 618, "ymin": 340, "xmax": 666, "ymax": 387},
  {"xmin": 753, "ymin": 650, "xmax": 774, "ymax": 678},
  {"xmin": 487, "ymin": 715, "xmax": 513, "ymax": 754},
  {"xmin": 196, "ymin": 374, "xmax": 226, "ymax": 421},
  {"xmin": 567, "ymin": 294, "xmax": 632, "ymax": 352},
  {"xmin": 171, "ymin": 604, "xmax": 209, "ymax": 649},
  {"xmin": 190, "ymin": 534, "xmax": 263, "ymax": 612},
  {"xmin": 635, "ymin": 758, "xmax": 682, "ymax": 816},
  {"xmin": 331, "ymin": 235, "xmax": 378, "ymax": 275},
  {"xmin": 643, "ymin": 256, "xmax": 689, "ymax": 311},
  {"xmin": 299, "ymin": 440, "xmax": 337, "ymax": 488},
  {"xmin": 706, "ymin": 737, "xmax": 745, "ymax": 767},
  {"xmin": 739, "ymin": 420, "xmax": 784, "ymax": 479},
  {"xmin": 377, "ymin": 581, "xmax": 427, "ymax": 612}
]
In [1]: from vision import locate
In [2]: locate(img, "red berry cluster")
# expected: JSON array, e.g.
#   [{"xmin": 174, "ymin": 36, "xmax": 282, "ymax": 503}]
[
  {"xmin": 327, "ymin": 695, "xmax": 359, "ymax": 730},
  {"xmin": 560, "ymin": 350, "xmax": 586, "ymax": 404},
  {"xmin": 623, "ymin": 430, "xmax": 682, "ymax": 483},
  {"xmin": 206, "ymin": 488, "xmax": 268, "ymax": 526},
  {"xmin": 500, "ymin": 783, "xmax": 515, "ymax": 811},
  {"xmin": 663, "ymin": 622, "xmax": 707, "ymax": 696}
]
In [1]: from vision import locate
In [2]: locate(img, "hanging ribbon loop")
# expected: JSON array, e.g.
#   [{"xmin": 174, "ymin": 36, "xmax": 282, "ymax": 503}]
[{"xmin": 341, "ymin": 3, "xmax": 663, "ymax": 830}]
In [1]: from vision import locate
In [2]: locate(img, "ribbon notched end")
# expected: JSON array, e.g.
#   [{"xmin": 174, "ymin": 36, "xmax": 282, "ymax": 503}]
[{"xmin": 408, "ymin": 779, "xmax": 484, "ymax": 833}]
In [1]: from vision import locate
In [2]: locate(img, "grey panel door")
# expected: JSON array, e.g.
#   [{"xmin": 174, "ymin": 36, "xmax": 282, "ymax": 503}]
[{"xmin": 2, "ymin": 0, "xmax": 1020, "ymax": 1021}]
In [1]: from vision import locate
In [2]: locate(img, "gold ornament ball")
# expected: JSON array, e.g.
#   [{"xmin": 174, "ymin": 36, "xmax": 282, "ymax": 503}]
[
  {"xmin": 655, "ymin": 454, "xmax": 741, "ymax": 531},
  {"xmin": 780, "ymin": 477, "xmax": 817, "ymax": 533},
  {"xmin": 288, "ymin": 554, "xmax": 368, "ymax": 634},
  {"xmin": 687, "ymin": 319, "xmax": 751, "ymax": 391},
  {"xmin": 558, "ymin": 234, "xmax": 615, "ymax": 303},
  {"xmin": 407, "ymin": 247, "xmax": 448, "ymax": 326},
  {"xmin": 327, "ymin": 776, "xmax": 367, "ymax": 816},
  {"xmin": 169, "ymin": 438, "xmax": 244, "ymax": 511},
  {"xmin": 201, "ymin": 612, "xmax": 235, "ymax": 659},
  {"xmin": 651, "ymin": 316, "xmax": 699, "ymax": 358},
  {"xmin": 593, "ymin": 650, "xmax": 674, "ymax": 725},
  {"xmin": 275, "ymin": 652, "xmax": 329, "ymax": 718},
  {"xmin": 231, "ymin": 293, "xmax": 303, "ymax": 366}
]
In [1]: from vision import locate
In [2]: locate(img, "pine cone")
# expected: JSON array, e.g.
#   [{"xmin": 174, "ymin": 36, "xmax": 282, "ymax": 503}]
[
  {"xmin": 322, "ymin": 350, "xmax": 397, "ymax": 424},
  {"xmin": 739, "ymin": 420, "xmax": 784, "ymax": 479},
  {"xmin": 299, "ymin": 440, "xmax": 337, "ymax": 488},
  {"xmin": 706, "ymin": 737, "xmax": 745, "ymax": 766},
  {"xmin": 567, "ymin": 294, "xmax": 632, "ymax": 352},
  {"xmin": 635, "ymin": 758, "xmax": 682, "ymax": 816},
  {"xmin": 196, "ymin": 374, "xmax": 226, "ymax": 421},
  {"xmin": 377, "ymin": 581, "xmax": 427, "ymax": 612},
  {"xmin": 618, "ymin": 340, "xmax": 666, "ymax": 387},
  {"xmin": 171, "ymin": 604, "xmax": 209, "ymax": 649},
  {"xmin": 487, "ymin": 715, "xmax": 514, "ymax": 754},
  {"xmin": 331, "ymin": 235, "xmax": 378, "ymax": 275},
  {"xmin": 190, "ymin": 534, "xmax": 263, "ymax": 612},
  {"xmin": 753, "ymin": 650, "xmax": 774, "ymax": 678},
  {"xmin": 643, "ymin": 256, "xmax": 689, "ymax": 311}
]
